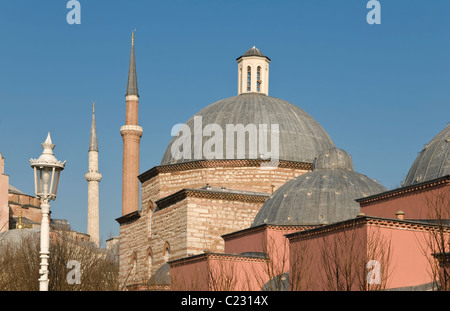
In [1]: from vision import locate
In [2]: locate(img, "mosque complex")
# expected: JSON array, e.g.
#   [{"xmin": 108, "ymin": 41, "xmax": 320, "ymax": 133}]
[{"xmin": 1, "ymin": 36, "xmax": 449, "ymax": 291}]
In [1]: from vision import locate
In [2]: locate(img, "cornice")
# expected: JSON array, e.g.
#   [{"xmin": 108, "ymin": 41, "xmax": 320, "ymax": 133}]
[
  {"xmin": 221, "ymin": 223, "xmax": 317, "ymax": 241},
  {"xmin": 285, "ymin": 216, "xmax": 450, "ymax": 242},
  {"xmin": 357, "ymin": 175, "xmax": 450, "ymax": 207},
  {"xmin": 139, "ymin": 159, "xmax": 312, "ymax": 183},
  {"xmin": 115, "ymin": 210, "xmax": 141, "ymax": 225},
  {"xmin": 155, "ymin": 188, "xmax": 269, "ymax": 210},
  {"xmin": 168, "ymin": 252, "xmax": 268, "ymax": 268}
]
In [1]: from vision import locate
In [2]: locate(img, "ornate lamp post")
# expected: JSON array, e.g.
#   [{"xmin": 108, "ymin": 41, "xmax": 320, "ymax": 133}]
[{"xmin": 30, "ymin": 133, "xmax": 66, "ymax": 291}]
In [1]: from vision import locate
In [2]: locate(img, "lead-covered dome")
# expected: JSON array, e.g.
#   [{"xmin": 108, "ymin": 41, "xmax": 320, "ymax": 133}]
[
  {"xmin": 403, "ymin": 124, "xmax": 450, "ymax": 186},
  {"xmin": 161, "ymin": 93, "xmax": 335, "ymax": 165},
  {"xmin": 252, "ymin": 148, "xmax": 387, "ymax": 227}
]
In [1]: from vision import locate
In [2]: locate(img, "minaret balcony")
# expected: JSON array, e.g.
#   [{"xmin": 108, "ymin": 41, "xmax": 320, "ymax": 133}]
[
  {"xmin": 120, "ymin": 125, "xmax": 143, "ymax": 136},
  {"xmin": 85, "ymin": 171, "xmax": 102, "ymax": 182}
]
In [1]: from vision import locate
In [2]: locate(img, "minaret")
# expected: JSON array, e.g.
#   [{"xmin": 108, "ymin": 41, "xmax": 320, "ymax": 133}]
[
  {"xmin": 236, "ymin": 46, "xmax": 271, "ymax": 96},
  {"xmin": 121, "ymin": 31, "xmax": 143, "ymax": 216},
  {"xmin": 85, "ymin": 103, "xmax": 102, "ymax": 247}
]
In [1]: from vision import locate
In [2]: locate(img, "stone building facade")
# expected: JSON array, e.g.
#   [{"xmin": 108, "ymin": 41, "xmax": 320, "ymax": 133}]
[
  {"xmin": 117, "ymin": 160, "xmax": 311, "ymax": 287},
  {"xmin": 117, "ymin": 45, "xmax": 337, "ymax": 289}
]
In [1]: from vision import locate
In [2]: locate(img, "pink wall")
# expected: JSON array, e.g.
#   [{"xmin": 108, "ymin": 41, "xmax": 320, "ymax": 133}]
[
  {"xmin": 289, "ymin": 223, "xmax": 368, "ymax": 291},
  {"xmin": 374, "ymin": 224, "xmax": 441, "ymax": 289},
  {"xmin": 170, "ymin": 254, "xmax": 268, "ymax": 291},
  {"xmin": 224, "ymin": 225, "xmax": 311, "ymax": 276},
  {"xmin": 288, "ymin": 219, "xmax": 449, "ymax": 290},
  {"xmin": 171, "ymin": 257, "xmax": 210, "ymax": 290},
  {"xmin": 224, "ymin": 227, "xmax": 267, "ymax": 255},
  {"xmin": 360, "ymin": 184, "xmax": 449, "ymax": 220},
  {"xmin": 0, "ymin": 155, "xmax": 9, "ymax": 232},
  {"xmin": 171, "ymin": 226, "xmax": 310, "ymax": 291}
]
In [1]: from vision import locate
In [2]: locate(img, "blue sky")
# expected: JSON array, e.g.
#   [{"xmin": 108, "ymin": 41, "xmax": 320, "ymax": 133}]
[{"xmin": 0, "ymin": 0, "xmax": 449, "ymax": 246}]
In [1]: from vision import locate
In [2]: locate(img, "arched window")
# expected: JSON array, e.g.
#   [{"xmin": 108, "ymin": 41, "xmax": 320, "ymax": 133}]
[
  {"xmin": 131, "ymin": 253, "xmax": 137, "ymax": 282},
  {"xmin": 257, "ymin": 66, "xmax": 261, "ymax": 92},
  {"xmin": 239, "ymin": 66, "xmax": 242, "ymax": 94},
  {"xmin": 164, "ymin": 242, "xmax": 170, "ymax": 263},
  {"xmin": 147, "ymin": 200, "xmax": 154, "ymax": 238},
  {"xmin": 247, "ymin": 66, "xmax": 251, "ymax": 92},
  {"xmin": 147, "ymin": 250, "xmax": 153, "ymax": 279}
]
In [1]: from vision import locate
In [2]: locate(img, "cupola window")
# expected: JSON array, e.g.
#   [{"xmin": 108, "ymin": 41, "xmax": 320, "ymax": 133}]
[
  {"xmin": 247, "ymin": 66, "xmax": 251, "ymax": 92},
  {"xmin": 257, "ymin": 66, "xmax": 261, "ymax": 92}
]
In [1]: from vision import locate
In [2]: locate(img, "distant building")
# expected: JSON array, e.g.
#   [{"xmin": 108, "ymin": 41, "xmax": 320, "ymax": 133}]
[{"xmin": 0, "ymin": 152, "xmax": 90, "ymax": 244}]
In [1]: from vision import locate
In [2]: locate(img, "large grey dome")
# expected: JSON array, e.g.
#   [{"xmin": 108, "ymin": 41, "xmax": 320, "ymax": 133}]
[
  {"xmin": 161, "ymin": 93, "xmax": 335, "ymax": 165},
  {"xmin": 403, "ymin": 124, "xmax": 450, "ymax": 186},
  {"xmin": 252, "ymin": 148, "xmax": 387, "ymax": 227}
]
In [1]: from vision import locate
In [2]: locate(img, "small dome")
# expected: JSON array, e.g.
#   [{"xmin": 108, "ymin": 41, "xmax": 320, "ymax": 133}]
[
  {"xmin": 313, "ymin": 148, "xmax": 354, "ymax": 171},
  {"xmin": 403, "ymin": 124, "xmax": 450, "ymax": 186},
  {"xmin": 236, "ymin": 46, "xmax": 271, "ymax": 61},
  {"xmin": 252, "ymin": 148, "xmax": 387, "ymax": 227},
  {"xmin": 244, "ymin": 46, "xmax": 263, "ymax": 57}
]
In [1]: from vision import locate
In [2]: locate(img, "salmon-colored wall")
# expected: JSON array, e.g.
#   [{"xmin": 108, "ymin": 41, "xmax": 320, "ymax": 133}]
[
  {"xmin": 171, "ymin": 226, "xmax": 312, "ymax": 291},
  {"xmin": 0, "ymin": 161, "xmax": 8, "ymax": 232},
  {"xmin": 374, "ymin": 225, "xmax": 437, "ymax": 289},
  {"xmin": 171, "ymin": 257, "xmax": 210, "ymax": 291},
  {"xmin": 224, "ymin": 227, "xmax": 266, "ymax": 255},
  {"xmin": 171, "ymin": 255, "xmax": 268, "ymax": 291},
  {"xmin": 289, "ymin": 220, "xmax": 449, "ymax": 290},
  {"xmin": 360, "ymin": 184, "xmax": 449, "ymax": 220},
  {"xmin": 289, "ymin": 224, "xmax": 368, "ymax": 291}
]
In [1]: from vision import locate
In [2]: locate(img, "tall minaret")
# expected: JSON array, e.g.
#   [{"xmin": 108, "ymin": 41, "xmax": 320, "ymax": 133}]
[
  {"xmin": 85, "ymin": 103, "xmax": 102, "ymax": 247},
  {"xmin": 121, "ymin": 31, "xmax": 143, "ymax": 216}
]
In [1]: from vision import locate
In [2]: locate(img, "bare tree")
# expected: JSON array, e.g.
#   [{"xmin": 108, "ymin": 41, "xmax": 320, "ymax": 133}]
[
  {"xmin": 208, "ymin": 255, "xmax": 239, "ymax": 291},
  {"xmin": 289, "ymin": 236, "xmax": 315, "ymax": 291},
  {"xmin": 0, "ymin": 230, "xmax": 119, "ymax": 291},
  {"xmin": 319, "ymin": 220, "xmax": 392, "ymax": 291},
  {"xmin": 422, "ymin": 189, "xmax": 450, "ymax": 291},
  {"xmin": 252, "ymin": 232, "xmax": 290, "ymax": 291}
]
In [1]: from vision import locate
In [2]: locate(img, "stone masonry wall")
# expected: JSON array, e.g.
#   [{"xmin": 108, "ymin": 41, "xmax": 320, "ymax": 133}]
[
  {"xmin": 120, "ymin": 164, "xmax": 310, "ymax": 288},
  {"xmin": 141, "ymin": 166, "xmax": 309, "ymax": 208}
]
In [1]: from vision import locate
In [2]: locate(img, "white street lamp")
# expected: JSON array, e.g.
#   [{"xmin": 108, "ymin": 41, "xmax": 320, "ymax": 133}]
[{"xmin": 30, "ymin": 133, "xmax": 66, "ymax": 291}]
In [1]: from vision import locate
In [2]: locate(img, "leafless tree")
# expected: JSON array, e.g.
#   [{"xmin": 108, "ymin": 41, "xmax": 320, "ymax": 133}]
[
  {"xmin": 289, "ymin": 236, "xmax": 315, "ymax": 291},
  {"xmin": 421, "ymin": 189, "xmax": 450, "ymax": 291},
  {"xmin": 0, "ymin": 230, "xmax": 119, "ymax": 291},
  {"xmin": 319, "ymin": 220, "xmax": 392, "ymax": 291},
  {"xmin": 252, "ymin": 233, "xmax": 290, "ymax": 291},
  {"xmin": 208, "ymin": 255, "xmax": 239, "ymax": 291}
]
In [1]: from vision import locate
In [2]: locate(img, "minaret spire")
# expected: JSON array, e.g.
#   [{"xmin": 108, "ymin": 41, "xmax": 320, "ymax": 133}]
[
  {"xmin": 89, "ymin": 102, "xmax": 98, "ymax": 152},
  {"xmin": 126, "ymin": 30, "xmax": 139, "ymax": 97},
  {"xmin": 86, "ymin": 103, "xmax": 102, "ymax": 247},
  {"xmin": 121, "ymin": 32, "xmax": 143, "ymax": 216}
]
